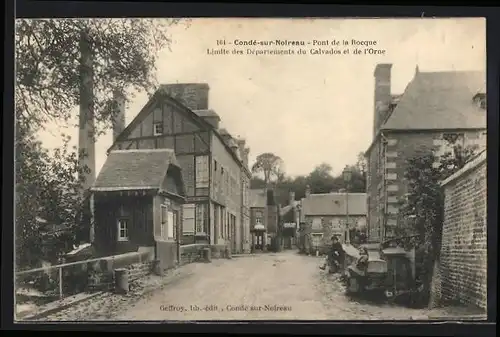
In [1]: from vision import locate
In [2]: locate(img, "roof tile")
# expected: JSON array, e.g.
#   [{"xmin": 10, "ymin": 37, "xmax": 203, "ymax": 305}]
[
  {"xmin": 383, "ymin": 71, "xmax": 486, "ymax": 130},
  {"xmin": 302, "ymin": 193, "xmax": 367, "ymax": 216},
  {"xmin": 92, "ymin": 149, "xmax": 179, "ymax": 191}
]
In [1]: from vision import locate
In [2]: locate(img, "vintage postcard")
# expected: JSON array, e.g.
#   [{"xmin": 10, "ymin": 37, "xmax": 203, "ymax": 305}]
[{"xmin": 15, "ymin": 17, "xmax": 487, "ymax": 322}]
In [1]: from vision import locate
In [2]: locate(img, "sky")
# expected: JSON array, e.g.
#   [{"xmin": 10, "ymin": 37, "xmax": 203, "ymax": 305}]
[{"xmin": 37, "ymin": 18, "xmax": 486, "ymax": 178}]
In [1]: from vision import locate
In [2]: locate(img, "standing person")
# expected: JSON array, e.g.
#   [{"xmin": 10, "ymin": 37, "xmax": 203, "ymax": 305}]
[
  {"xmin": 320, "ymin": 235, "xmax": 345, "ymax": 270},
  {"xmin": 356, "ymin": 247, "xmax": 369, "ymax": 270}
]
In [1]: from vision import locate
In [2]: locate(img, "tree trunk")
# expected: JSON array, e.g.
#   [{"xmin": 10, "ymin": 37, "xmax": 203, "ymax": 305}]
[{"xmin": 78, "ymin": 29, "xmax": 96, "ymax": 193}]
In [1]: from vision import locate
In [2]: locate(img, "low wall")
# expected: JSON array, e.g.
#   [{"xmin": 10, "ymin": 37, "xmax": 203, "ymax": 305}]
[
  {"xmin": 430, "ymin": 151, "xmax": 487, "ymax": 311},
  {"xmin": 210, "ymin": 244, "xmax": 231, "ymax": 259},
  {"xmin": 87, "ymin": 251, "xmax": 153, "ymax": 291},
  {"xmin": 156, "ymin": 241, "xmax": 178, "ymax": 272}
]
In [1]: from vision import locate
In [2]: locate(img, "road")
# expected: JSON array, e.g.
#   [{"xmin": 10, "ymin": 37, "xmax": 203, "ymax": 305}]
[{"xmin": 111, "ymin": 250, "xmax": 431, "ymax": 321}]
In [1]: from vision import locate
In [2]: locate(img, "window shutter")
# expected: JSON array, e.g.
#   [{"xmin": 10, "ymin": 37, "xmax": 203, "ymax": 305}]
[
  {"xmin": 183, "ymin": 204, "xmax": 195, "ymax": 233},
  {"xmin": 167, "ymin": 211, "xmax": 174, "ymax": 239}
]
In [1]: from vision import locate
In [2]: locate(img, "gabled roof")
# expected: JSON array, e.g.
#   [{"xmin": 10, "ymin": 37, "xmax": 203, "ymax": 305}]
[
  {"xmin": 91, "ymin": 149, "xmax": 183, "ymax": 193},
  {"xmin": 193, "ymin": 109, "xmax": 220, "ymax": 119},
  {"xmin": 279, "ymin": 200, "xmax": 300, "ymax": 217},
  {"xmin": 108, "ymin": 86, "xmax": 251, "ymax": 177},
  {"xmin": 301, "ymin": 193, "xmax": 367, "ymax": 216},
  {"xmin": 382, "ymin": 70, "xmax": 486, "ymax": 130},
  {"xmin": 249, "ymin": 189, "xmax": 266, "ymax": 208}
]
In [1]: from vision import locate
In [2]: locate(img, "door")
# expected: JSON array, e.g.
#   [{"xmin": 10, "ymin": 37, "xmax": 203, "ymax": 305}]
[
  {"xmin": 231, "ymin": 218, "xmax": 236, "ymax": 253},
  {"xmin": 254, "ymin": 233, "xmax": 264, "ymax": 250}
]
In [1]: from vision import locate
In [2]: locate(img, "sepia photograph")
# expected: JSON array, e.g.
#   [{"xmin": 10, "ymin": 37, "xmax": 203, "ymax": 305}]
[{"xmin": 14, "ymin": 17, "xmax": 487, "ymax": 322}]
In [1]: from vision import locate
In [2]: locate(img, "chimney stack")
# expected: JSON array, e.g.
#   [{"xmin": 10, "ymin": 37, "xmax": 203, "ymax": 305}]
[
  {"xmin": 112, "ymin": 90, "xmax": 126, "ymax": 142},
  {"xmin": 373, "ymin": 63, "xmax": 393, "ymax": 137},
  {"xmin": 161, "ymin": 83, "xmax": 209, "ymax": 110},
  {"xmin": 193, "ymin": 109, "xmax": 220, "ymax": 129},
  {"xmin": 305, "ymin": 185, "xmax": 311, "ymax": 198},
  {"xmin": 289, "ymin": 191, "xmax": 295, "ymax": 206},
  {"xmin": 243, "ymin": 148, "xmax": 250, "ymax": 168},
  {"xmin": 229, "ymin": 138, "xmax": 240, "ymax": 160}
]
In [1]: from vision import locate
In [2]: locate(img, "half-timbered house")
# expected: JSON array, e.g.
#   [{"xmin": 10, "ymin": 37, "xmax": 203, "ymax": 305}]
[{"xmin": 108, "ymin": 83, "xmax": 251, "ymax": 253}]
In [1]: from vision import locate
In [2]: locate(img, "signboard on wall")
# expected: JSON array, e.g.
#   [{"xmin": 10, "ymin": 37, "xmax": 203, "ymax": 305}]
[{"xmin": 283, "ymin": 222, "xmax": 296, "ymax": 229}]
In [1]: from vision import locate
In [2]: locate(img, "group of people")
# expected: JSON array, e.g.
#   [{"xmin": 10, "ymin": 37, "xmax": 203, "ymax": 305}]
[{"xmin": 319, "ymin": 235, "xmax": 369, "ymax": 271}]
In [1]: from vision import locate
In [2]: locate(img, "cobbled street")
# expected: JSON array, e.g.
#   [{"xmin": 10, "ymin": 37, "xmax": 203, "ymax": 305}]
[{"xmin": 36, "ymin": 251, "xmax": 443, "ymax": 321}]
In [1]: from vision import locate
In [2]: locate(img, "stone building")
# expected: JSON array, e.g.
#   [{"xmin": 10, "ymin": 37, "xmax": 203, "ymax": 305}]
[
  {"xmin": 249, "ymin": 188, "xmax": 279, "ymax": 251},
  {"xmin": 365, "ymin": 64, "xmax": 486, "ymax": 242},
  {"xmin": 107, "ymin": 83, "xmax": 251, "ymax": 254},
  {"xmin": 299, "ymin": 186, "xmax": 367, "ymax": 254},
  {"xmin": 430, "ymin": 150, "xmax": 487, "ymax": 312},
  {"xmin": 279, "ymin": 192, "xmax": 300, "ymax": 249}
]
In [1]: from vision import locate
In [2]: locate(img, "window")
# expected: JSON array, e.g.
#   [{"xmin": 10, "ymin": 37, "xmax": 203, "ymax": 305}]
[
  {"xmin": 195, "ymin": 155, "xmax": 209, "ymax": 188},
  {"xmin": 220, "ymin": 208, "xmax": 224, "ymax": 238},
  {"xmin": 117, "ymin": 218, "xmax": 129, "ymax": 241},
  {"xmin": 311, "ymin": 233, "xmax": 323, "ymax": 247},
  {"xmin": 312, "ymin": 217, "xmax": 322, "ymax": 230},
  {"xmin": 195, "ymin": 204, "xmax": 207, "ymax": 234},
  {"xmin": 255, "ymin": 211, "xmax": 262, "ymax": 225},
  {"xmin": 153, "ymin": 123, "xmax": 163, "ymax": 136},
  {"xmin": 182, "ymin": 204, "xmax": 195, "ymax": 234}
]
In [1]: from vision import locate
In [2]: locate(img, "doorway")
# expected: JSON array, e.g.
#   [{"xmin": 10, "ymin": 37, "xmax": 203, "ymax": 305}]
[{"xmin": 254, "ymin": 232, "xmax": 264, "ymax": 250}]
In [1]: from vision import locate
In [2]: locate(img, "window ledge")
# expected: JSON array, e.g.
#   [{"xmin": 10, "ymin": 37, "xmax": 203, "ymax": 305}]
[
  {"xmin": 118, "ymin": 238, "xmax": 129, "ymax": 242},
  {"xmin": 194, "ymin": 232, "xmax": 207, "ymax": 237}
]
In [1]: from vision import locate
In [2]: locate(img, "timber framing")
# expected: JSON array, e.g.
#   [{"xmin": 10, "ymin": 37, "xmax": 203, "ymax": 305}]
[{"xmin": 107, "ymin": 89, "xmax": 250, "ymax": 175}]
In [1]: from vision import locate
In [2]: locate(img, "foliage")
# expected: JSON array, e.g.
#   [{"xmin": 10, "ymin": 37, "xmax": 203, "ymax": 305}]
[
  {"xmin": 250, "ymin": 153, "xmax": 367, "ymax": 206},
  {"xmin": 397, "ymin": 139, "xmax": 480, "ymax": 304},
  {"xmin": 15, "ymin": 120, "xmax": 89, "ymax": 269},
  {"xmin": 15, "ymin": 18, "xmax": 184, "ymax": 135},
  {"xmin": 15, "ymin": 18, "xmax": 185, "ymax": 271},
  {"xmin": 251, "ymin": 152, "xmax": 284, "ymax": 186}
]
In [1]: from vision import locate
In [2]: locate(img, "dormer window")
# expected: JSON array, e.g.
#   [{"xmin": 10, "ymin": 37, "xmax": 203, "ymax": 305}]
[{"xmin": 153, "ymin": 123, "xmax": 163, "ymax": 136}]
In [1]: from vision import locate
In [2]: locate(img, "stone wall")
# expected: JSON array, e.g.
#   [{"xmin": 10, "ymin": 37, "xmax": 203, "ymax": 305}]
[{"xmin": 430, "ymin": 151, "xmax": 487, "ymax": 311}]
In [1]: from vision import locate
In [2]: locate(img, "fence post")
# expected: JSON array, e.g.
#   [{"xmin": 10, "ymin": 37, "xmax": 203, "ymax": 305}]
[{"xmin": 58, "ymin": 267, "xmax": 63, "ymax": 299}]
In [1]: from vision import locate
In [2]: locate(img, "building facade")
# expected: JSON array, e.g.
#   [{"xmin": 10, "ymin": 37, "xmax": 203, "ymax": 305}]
[
  {"xmin": 365, "ymin": 64, "xmax": 487, "ymax": 242},
  {"xmin": 90, "ymin": 149, "xmax": 186, "ymax": 260},
  {"xmin": 279, "ymin": 191, "xmax": 300, "ymax": 249},
  {"xmin": 249, "ymin": 188, "xmax": 280, "ymax": 251},
  {"xmin": 108, "ymin": 83, "xmax": 251, "ymax": 253},
  {"xmin": 299, "ymin": 186, "xmax": 367, "ymax": 253}
]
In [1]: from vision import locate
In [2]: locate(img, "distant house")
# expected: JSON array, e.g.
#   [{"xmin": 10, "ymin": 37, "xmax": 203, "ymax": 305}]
[
  {"xmin": 365, "ymin": 64, "xmax": 487, "ymax": 242},
  {"xmin": 107, "ymin": 83, "xmax": 252, "ymax": 254},
  {"xmin": 249, "ymin": 188, "xmax": 280, "ymax": 251},
  {"xmin": 90, "ymin": 149, "xmax": 186, "ymax": 261},
  {"xmin": 249, "ymin": 189, "xmax": 267, "ymax": 251},
  {"xmin": 279, "ymin": 191, "xmax": 300, "ymax": 249},
  {"xmin": 299, "ymin": 185, "xmax": 367, "ymax": 253}
]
